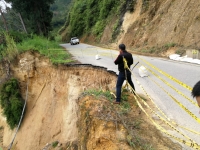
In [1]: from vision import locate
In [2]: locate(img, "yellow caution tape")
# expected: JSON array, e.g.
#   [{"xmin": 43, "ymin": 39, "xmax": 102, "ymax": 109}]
[
  {"xmin": 138, "ymin": 56, "xmax": 192, "ymax": 91},
  {"xmin": 147, "ymin": 72, "xmax": 200, "ymax": 124},
  {"xmin": 110, "ymin": 92, "xmax": 116, "ymax": 98},
  {"xmin": 126, "ymin": 80, "xmax": 197, "ymax": 143},
  {"xmin": 136, "ymin": 98, "xmax": 200, "ymax": 149},
  {"xmin": 133, "ymin": 65, "xmax": 200, "ymax": 136},
  {"xmin": 145, "ymin": 67, "xmax": 198, "ymax": 107},
  {"xmin": 121, "ymin": 58, "xmax": 200, "ymax": 148}
]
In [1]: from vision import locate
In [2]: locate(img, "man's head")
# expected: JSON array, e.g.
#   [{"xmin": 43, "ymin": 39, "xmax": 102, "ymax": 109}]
[
  {"xmin": 192, "ymin": 81, "xmax": 200, "ymax": 106},
  {"xmin": 119, "ymin": 44, "xmax": 126, "ymax": 52}
]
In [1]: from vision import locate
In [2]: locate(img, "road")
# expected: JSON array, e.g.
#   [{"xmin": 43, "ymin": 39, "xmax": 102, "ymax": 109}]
[{"xmin": 61, "ymin": 43, "xmax": 200, "ymax": 149}]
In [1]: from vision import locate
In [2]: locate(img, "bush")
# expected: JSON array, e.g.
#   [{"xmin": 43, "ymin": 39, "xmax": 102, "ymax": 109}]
[
  {"xmin": 0, "ymin": 78, "xmax": 25, "ymax": 129},
  {"xmin": 17, "ymin": 35, "xmax": 73, "ymax": 64},
  {"xmin": 52, "ymin": 141, "xmax": 59, "ymax": 148},
  {"xmin": 9, "ymin": 31, "xmax": 31, "ymax": 43},
  {"xmin": 2, "ymin": 32, "xmax": 18, "ymax": 62},
  {"xmin": 175, "ymin": 49, "xmax": 185, "ymax": 56}
]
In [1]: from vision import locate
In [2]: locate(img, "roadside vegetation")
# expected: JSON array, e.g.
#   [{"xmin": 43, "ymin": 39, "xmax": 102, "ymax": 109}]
[
  {"xmin": 17, "ymin": 35, "xmax": 73, "ymax": 64},
  {"xmin": 80, "ymin": 89, "xmax": 157, "ymax": 149},
  {"xmin": 132, "ymin": 43, "xmax": 186, "ymax": 57},
  {"xmin": 60, "ymin": 0, "xmax": 136, "ymax": 41},
  {"xmin": 0, "ymin": 31, "xmax": 73, "ymax": 130},
  {"xmin": 50, "ymin": 0, "xmax": 72, "ymax": 33},
  {"xmin": 0, "ymin": 78, "xmax": 25, "ymax": 129},
  {"xmin": 0, "ymin": 0, "xmax": 74, "ymax": 132},
  {"xmin": 0, "ymin": 32, "xmax": 73, "ymax": 64}
]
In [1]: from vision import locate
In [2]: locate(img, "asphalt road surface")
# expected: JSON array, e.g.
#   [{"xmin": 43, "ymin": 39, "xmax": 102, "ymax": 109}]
[{"xmin": 61, "ymin": 43, "xmax": 200, "ymax": 149}]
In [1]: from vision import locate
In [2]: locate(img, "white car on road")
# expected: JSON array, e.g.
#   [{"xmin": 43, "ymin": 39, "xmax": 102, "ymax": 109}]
[{"xmin": 70, "ymin": 37, "xmax": 79, "ymax": 45}]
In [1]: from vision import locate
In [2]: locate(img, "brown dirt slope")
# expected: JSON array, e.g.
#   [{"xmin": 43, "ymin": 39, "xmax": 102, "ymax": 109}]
[
  {"xmin": 0, "ymin": 52, "xmax": 182, "ymax": 150},
  {"xmin": 100, "ymin": 0, "xmax": 200, "ymax": 50}
]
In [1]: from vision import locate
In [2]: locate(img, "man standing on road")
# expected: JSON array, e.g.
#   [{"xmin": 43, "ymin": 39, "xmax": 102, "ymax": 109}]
[
  {"xmin": 114, "ymin": 44, "xmax": 135, "ymax": 104},
  {"xmin": 192, "ymin": 81, "xmax": 200, "ymax": 114}
]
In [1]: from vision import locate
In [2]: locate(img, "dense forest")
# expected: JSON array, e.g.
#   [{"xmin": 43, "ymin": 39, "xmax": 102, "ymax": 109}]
[
  {"xmin": 0, "ymin": 0, "xmax": 72, "ymax": 36},
  {"xmin": 51, "ymin": 0, "xmax": 72, "ymax": 31},
  {"xmin": 60, "ymin": 0, "xmax": 136, "ymax": 41}
]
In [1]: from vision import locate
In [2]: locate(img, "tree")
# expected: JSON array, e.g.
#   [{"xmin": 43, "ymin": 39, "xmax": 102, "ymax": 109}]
[
  {"xmin": 5, "ymin": 0, "xmax": 55, "ymax": 36},
  {"xmin": 0, "ymin": 7, "xmax": 9, "ymax": 31}
]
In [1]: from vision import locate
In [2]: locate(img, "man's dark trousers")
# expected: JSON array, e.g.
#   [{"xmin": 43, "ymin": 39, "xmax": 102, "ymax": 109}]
[{"xmin": 116, "ymin": 71, "xmax": 135, "ymax": 102}]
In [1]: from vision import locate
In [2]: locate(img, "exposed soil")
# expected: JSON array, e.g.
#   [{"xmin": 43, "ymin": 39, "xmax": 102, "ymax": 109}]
[
  {"xmin": 82, "ymin": 0, "xmax": 200, "ymax": 57},
  {"xmin": 0, "ymin": 52, "xmax": 182, "ymax": 150}
]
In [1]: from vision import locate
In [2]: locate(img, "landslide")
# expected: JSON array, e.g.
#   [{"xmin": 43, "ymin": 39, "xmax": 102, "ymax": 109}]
[
  {"xmin": 116, "ymin": 0, "xmax": 200, "ymax": 50},
  {"xmin": 0, "ymin": 51, "xmax": 182, "ymax": 150},
  {"xmin": 62, "ymin": 0, "xmax": 200, "ymax": 56}
]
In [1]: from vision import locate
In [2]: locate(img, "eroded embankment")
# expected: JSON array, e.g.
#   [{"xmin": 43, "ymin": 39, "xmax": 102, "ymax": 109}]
[
  {"xmin": 0, "ymin": 51, "xmax": 117, "ymax": 150},
  {"xmin": 0, "ymin": 51, "xmax": 182, "ymax": 150}
]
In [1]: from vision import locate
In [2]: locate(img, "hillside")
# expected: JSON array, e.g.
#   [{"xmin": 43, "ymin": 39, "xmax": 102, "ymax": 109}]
[
  {"xmin": 61, "ymin": 0, "xmax": 200, "ymax": 55},
  {"xmin": 0, "ymin": 51, "xmax": 182, "ymax": 150}
]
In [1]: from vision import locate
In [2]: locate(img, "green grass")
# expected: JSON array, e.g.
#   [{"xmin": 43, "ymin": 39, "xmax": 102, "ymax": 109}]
[
  {"xmin": 83, "ymin": 89, "xmax": 114, "ymax": 102},
  {"xmin": 17, "ymin": 35, "xmax": 73, "ymax": 64}
]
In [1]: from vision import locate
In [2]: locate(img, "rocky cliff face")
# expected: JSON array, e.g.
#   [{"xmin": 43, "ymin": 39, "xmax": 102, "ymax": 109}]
[{"xmin": 101, "ymin": 0, "xmax": 200, "ymax": 50}]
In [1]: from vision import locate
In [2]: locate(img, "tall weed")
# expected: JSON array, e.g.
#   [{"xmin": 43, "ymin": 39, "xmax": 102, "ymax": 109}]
[{"xmin": 2, "ymin": 32, "xmax": 18, "ymax": 62}]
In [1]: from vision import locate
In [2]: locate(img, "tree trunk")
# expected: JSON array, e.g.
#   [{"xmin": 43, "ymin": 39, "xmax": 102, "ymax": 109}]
[
  {"xmin": 36, "ymin": 21, "xmax": 42, "ymax": 35},
  {"xmin": 18, "ymin": 13, "xmax": 28, "ymax": 34},
  {"xmin": 0, "ymin": 7, "xmax": 8, "ymax": 32}
]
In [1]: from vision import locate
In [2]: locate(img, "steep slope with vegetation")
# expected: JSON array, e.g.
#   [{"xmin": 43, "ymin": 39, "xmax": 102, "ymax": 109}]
[
  {"xmin": 4, "ymin": 0, "xmax": 55, "ymax": 36},
  {"xmin": 61, "ymin": 0, "xmax": 200, "ymax": 56},
  {"xmin": 0, "ymin": 33, "xmax": 182, "ymax": 149},
  {"xmin": 60, "ymin": 0, "xmax": 133, "ymax": 41},
  {"xmin": 50, "ymin": 0, "xmax": 72, "ymax": 32},
  {"xmin": 0, "ymin": 50, "xmax": 182, "ymax": 150}
]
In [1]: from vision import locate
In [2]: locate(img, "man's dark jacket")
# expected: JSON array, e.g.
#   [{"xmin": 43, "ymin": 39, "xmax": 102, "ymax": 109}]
[{"xmin": 114, "ymin": 50, "xmax": 133, "ymax": 72}]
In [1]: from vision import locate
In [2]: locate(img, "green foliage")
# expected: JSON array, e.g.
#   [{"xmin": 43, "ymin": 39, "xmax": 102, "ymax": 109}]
[
  {"xmin": 136, "ymin": 43, "xmax": 178, "ymax": 55},
  {"xmin": 83, "ymin": 89, "xmax": 114, "ymax": 101},
  {"xmin": 17, "ymin": 35, "xmax": 73, "ymax": 64},
  {"xmin": 0, "ymin": 8, "xmax": 26, "ymax": 32},
  {"xmin": 1, "ymin": 32, "xmax": 18, "ymax": 62},
  {"xmin": 50, "ymin": 0, "xmax": 72, "ymax": 30},
  {"xmin": 92, "ymin": 20, "xmax": 106, "ymax": 38},
  {"xmin": 112, "ymin": 20, "xmax": 121, "ymax": 40},
  {"xmin": 5, "ymin": 0, "xmax": 55, "ymax": 36},
  {"xmin": 0, "ymin": 78, "xmax": 25, "ymax": 129},
  {"xmin": 52, "ymin": 141, "xmax": 59, "ymax": 148},
  {"xmin": 63, "ymin": 0, "xmax": 120, "ymax": 40},
  {"xmin": 164, "ymin": 43, "xmax": 176, "ymax": 49},
  {"xmin": 175, "ymin": 49, "xmax": 185, "ymax": 56},
  {"xmin": 142, "ymin": 0, "xmax": 150, "ymax": 13},
  {"xmin": 9, "ymin": 31, "xmax": 31, "ymax": 43},
  {"xmin": 0, "ymin": 32, "xmax": 6, "ymax": 60}
]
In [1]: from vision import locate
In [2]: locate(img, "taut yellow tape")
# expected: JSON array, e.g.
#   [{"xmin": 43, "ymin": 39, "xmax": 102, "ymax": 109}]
[{"xmin": 138, "ymin": 56, "xmax": 192, "ymax": 91}]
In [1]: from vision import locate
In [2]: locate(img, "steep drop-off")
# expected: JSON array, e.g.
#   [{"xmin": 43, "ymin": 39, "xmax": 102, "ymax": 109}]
[
  {"xmin": 0, "ymin": 51, "xmax": 117, "ymax": 150},
  {"xmin": 0, "ymin": 52, "xmax": 182, "ymax": 150}
]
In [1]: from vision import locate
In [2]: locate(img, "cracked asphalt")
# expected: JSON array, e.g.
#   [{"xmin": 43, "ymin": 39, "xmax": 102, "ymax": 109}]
[{"xmin": 61, "ymin": 43, "xmax": 200, "ymax": 149}]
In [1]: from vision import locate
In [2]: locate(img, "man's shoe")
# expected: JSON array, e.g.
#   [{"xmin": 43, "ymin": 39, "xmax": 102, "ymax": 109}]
[{"xmin": 113, "ymin": 101, "xmax": 120, "ymax": 104}]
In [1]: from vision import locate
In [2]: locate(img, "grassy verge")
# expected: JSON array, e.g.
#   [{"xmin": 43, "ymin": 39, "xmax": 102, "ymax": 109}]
[{"xmin": 17, "ymin": 35, "xmax": 73, "ymax": 64}]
